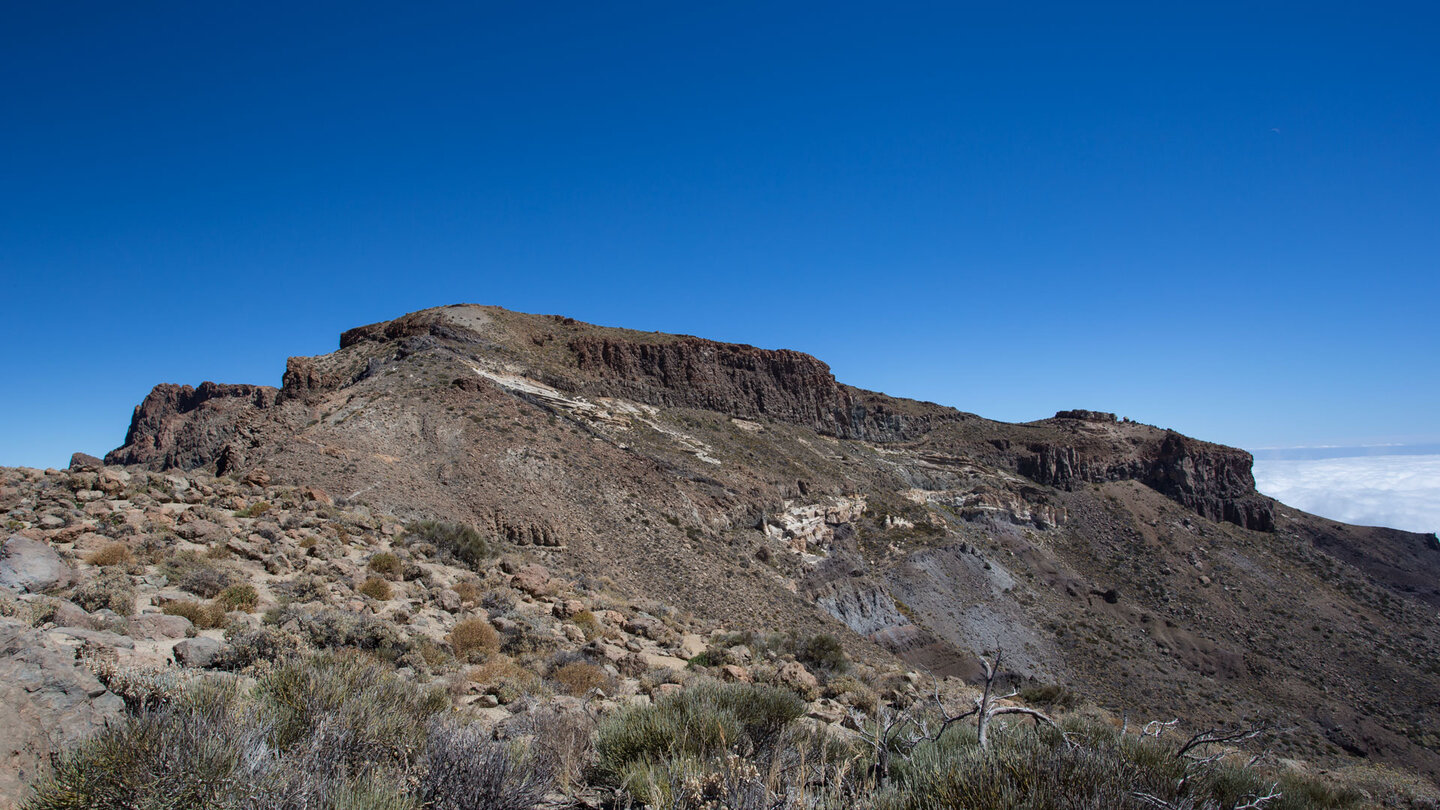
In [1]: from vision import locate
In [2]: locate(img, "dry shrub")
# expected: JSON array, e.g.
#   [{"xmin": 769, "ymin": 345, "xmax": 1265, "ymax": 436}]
[
  {"xmin": 235, "ymin": 500, "xmax": 271, "ymax": 517},
  {"xmin": 72, "ymin": 569, "xmax": 136, "ymax": 615},
  {"xmin": 86, "ymin": 542, "xmax": 133, "ymax": 567},
  {"xmin": 552, "ymin": 660, "xmax": 606, "ymax": 696},
  {"xmin": 359, "ymin": 577, "xmax": 393, "ymax": 601},
  {"xmin": 422, "ymin": 718, "xmax": 552, "ymax": 810},
  {"xmin": 448, "ymin": 617, "xmax": 500, "ymax": 659},
  {"xmin": 452, "ymin": 581, "xmax": 482, "ymax": 605},
  {"xmin": 215, "ymin": 583, "xmax": 258, "ymax": 612},
  {"xmin": 368, "ymin": 552, "xmax": 403, "ymax": 580},
  {"xmin": 571, "ymin": 610, "xmax": 601, "ymax": 641},
  {"xmin": 467, "ymin": 654, "xmax": 540, "ymax": 704},
  {"xmin": 162, "ymin": 600, "xmax": 229, "ymax": 630}
]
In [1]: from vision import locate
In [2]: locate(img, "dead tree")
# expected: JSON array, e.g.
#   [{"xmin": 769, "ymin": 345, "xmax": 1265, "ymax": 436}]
[{"xmin": 966, "ymin": 649, "xmax": 1060, "ymax": 749}]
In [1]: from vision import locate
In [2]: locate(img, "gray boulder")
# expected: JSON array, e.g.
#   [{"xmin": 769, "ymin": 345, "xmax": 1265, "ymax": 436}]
[
  {"xmin": 0, "ymin": 618, "xmax": 124, "ymax": 807},
  {"xmin": 0, "ymin": 535, "xmax": 74, "ymax": 593},
  {"xmin": 172, "ymin": 636, "xmax": 224, "ymax": 668}
]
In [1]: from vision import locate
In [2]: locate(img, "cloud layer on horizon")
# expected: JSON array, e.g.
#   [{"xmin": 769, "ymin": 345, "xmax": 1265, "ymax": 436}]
[{"xmin": 1253, "ymin": 455, "xmax": 1440, "ymax": 535}]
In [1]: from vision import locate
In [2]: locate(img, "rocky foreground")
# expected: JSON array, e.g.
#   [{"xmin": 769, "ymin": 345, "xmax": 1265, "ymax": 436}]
[{"xmin": 0, "ymin": 460, "xmax": 921, "ymax": 808}]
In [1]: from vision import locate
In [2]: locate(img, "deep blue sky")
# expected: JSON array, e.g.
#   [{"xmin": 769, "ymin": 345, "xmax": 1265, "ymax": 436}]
[{"xmin": 3, "ymin": 2, "xmax": 1437, "ymax": 468}]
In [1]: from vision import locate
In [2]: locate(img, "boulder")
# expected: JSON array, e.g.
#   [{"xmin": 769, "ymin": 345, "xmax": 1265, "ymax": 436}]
[
  {"xmin": 0, "ymin": 618, "xmax": 125, "ymax": 807},
  {"xmin": 173, "ymin": 637, "xmax": 224, "ymax": 668},
  {"xmin": 678, "ymin": 633, "xmax": 707, "ymax": 659},
  {"xmin": 68, "ymin": 452, "xmax": 105, "ymax": 472},
  {"xmin": 779, "ymin": 661, "xmax": 820, "ymax": 697},
  {"xmin": 720, "ymin": 664, "xmax": 753, "ymax": 683},
  {"xmin": 511, "ymin": 564, "xmax": 557, "ymax": 597},
  {"xmin": 436, "ymin": 588, "xmax": 462, "ymax": 613},
  {"xmin": 128, "ymin": 613, "xmax": 193, "ymax": 641},
  {"xmin": 0, "ymin": 535, "xmax": 74, "ymax": 593}
]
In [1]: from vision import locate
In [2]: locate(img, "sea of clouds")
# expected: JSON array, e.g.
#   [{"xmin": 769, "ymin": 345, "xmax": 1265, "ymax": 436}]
[{"xmin": 1252, "ymin": 450, "xmax": 1440, "ymax": 536}]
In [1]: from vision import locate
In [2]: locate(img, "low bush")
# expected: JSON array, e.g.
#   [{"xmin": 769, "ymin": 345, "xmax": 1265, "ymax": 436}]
[
  {"xmin": 163, "ymin": 553, "xmax": 237, "ymax": 599},
  {"xmin": 447, "ymin": 617, "xmax": 500, "ymax": 660},
  {"xmin": 403, "ymin": 520, "xmax": 491, "ymax": 567},
  {"xmin": 162, "ymin": 599, "xmax": 229, "ymax": 630},
  {"xmin": 368, "ymin": 552, "xmax": 403, "ymax": 580},
  {"xmin": 214, "ymin": 584, "xmax": 258, "ymax": 612},
  {"xmin": 86, "ymin": 542, "xmax": 133, "ymax": 567},
  {"xmin": 278, "ymin": 604, "xmax": 411, "ymax": 659},
  {"xmin": 359, "ymin": 577, "xmax": 393, "ymax": 601},
  {"xmin": 71, "ymin": 569, "xmax": 135, "ymax": 615},
  {"xmin": 592, "ymin": 681, "xmax": 806, "ymax": 799},
  {"xmin": 420, "ymin": 719, "xmax": 552, "ymax": 810},
  {"xmin": 213, "ymin": 624, "xmax": 302, "ymax": 671},
  {"xmin": 451, "ymin": 581, "xmax": 482, "ymax": 605},
  {"xmin": 552, "ymin": 660, "xmax": 607, "ymax": 696}
]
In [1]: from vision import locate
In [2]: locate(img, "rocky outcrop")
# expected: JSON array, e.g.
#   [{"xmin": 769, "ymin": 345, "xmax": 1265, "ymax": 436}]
[
  {"xmin": 104, "ymin": 382, "xmax": 277, "ymax": 470},
  {"xmin": 568, "ymin": 337, "xmax": 950, "ymax": 441},
  {"xmin": 0, "ymin": 618, "xmax": 125, "ymax": 808},
  {"xmin": 339, "ymin": 310, "xmax": 485, "ymax": 350},
  {"xmin": 1015, "ymin": 432, "xmax": 1274, "ymax": 531}
]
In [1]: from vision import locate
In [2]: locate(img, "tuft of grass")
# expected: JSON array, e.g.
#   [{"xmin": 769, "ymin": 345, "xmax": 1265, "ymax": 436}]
[
  {"xmin": 85, "ymin": 542, "xmax": 133, "ymax": 568},
  {"xmin": 368, "ymin": 552, "xmax": 403, "ymax": 580},
  {"xmin": 570, "ymin": 610, "xmax": 601, "ymax": 641},
  {"xmin": 359, "ymin": 577, "xmax": 394, "ymax": 601},
  {"xmin": 447, "ymin": 617, "xmax": 500, "ymax": 660},
  {"xmin": 162, "ymin": 600, "xmax": 229, "ymax": 630},
  {"xmin": 234, "ymin": 500, "xmax": 272, "ymax": 518},
  {"xmin": 552, "ymin": 660, "xmax": 606, "ymax": 696}
]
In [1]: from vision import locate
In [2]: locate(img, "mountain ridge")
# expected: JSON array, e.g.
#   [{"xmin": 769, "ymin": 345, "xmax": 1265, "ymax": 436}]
[{"xmin": 92, "ymin": 303, "xmax": 1440, "ymax": 782}]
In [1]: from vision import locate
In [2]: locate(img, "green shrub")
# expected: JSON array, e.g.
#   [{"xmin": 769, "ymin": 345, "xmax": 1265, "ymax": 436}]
[
  {"xmin": 403, "ymin": 520, "xmax": 491, "ymax": 567},
  {"xmin": 234, "ymin": 500, "xmax": 271, "ymax": 518},
  {"xmin": 592, "ymin": 681, "xmax": 805, "ymax": 797},
  {"xmin": 24, "ymin": 653, "xmax": 444, "ymax": 810},
  {"xmin": 214, "ymin": 584, "xmax": 258, "ymax": 612},
  {"xmin": 797, "ymin": 632, "xmax": 850, "ymax": 674}
]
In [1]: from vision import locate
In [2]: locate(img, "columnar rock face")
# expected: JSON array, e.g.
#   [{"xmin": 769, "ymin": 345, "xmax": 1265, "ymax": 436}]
[
  {"xmin": 568, "ymin": 336, "xmax": 946, "ymax": 442},
  {"xmin": 1013, "ymin": 432, "xmax": 1274, "ymax": 532},
  {"xmin": 104, "ymin": 382, "xmax": 277, "ymax": 470}
]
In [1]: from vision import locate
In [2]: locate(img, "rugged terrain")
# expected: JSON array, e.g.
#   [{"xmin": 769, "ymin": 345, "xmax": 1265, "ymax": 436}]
[{"xmin": 4, "ymin": 304, "xmax": 1440, "ymax": 806}]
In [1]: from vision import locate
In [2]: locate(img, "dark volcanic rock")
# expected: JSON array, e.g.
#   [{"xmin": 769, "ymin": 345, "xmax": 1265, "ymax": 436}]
[
  {"xmin": 104, "ymin": 381, "xmax": 277, "ymax": 470},
  {"xmin": 1015, "ymin": 431, "xmax": 1274, "ymax": 531},
  {"xmin": 67, "ymin": 452, "xmax": 104, "ymax": 471},
  {"xmin": 568, "ymin": 336, "xmax": 951, "ymax": 442}
]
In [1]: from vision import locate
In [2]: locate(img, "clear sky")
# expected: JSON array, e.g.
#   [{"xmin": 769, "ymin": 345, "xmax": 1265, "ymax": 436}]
[{"xmin": 2, "ymin": 2, "xmax": 1437, "ymax": 468}]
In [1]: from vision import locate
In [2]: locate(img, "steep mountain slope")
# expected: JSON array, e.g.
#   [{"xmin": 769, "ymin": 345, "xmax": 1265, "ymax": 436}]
[{"xmin": 105, "ymin": 304, "xmax": 1440, "ymax": 780}]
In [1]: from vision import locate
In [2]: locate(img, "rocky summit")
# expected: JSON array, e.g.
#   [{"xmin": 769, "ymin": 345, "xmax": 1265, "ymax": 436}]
[{"xmin": 3, "ymin": 304, "xmax": 1440, "ymax": 808}]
